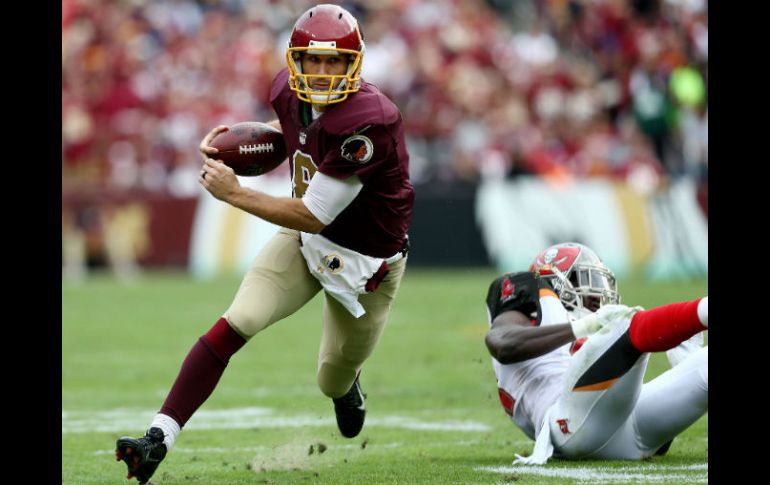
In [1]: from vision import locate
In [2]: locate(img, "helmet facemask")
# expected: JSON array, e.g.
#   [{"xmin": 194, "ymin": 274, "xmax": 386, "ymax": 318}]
[
  {"xmin": 548, "ymin": 263, "xmax": 620, "ymax": 313},
  {"xmin": 286, "ymin": 42, "xmax": 364, "ymax": 105}
]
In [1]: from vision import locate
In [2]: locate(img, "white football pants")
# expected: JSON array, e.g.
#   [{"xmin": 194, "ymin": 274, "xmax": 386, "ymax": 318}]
[{"xmin": 549, "ymin": 316, "xmax": 708, "ymax": 459}]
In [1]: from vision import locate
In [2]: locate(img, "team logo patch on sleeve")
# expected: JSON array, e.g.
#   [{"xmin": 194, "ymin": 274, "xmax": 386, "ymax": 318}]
[
  {"xmin": 341, "ymin": 135, "xmax": 374, "ymax": 164},
  {"xmin": 500, "ymin": 279, "xmax": 515, "ymax": 302}
]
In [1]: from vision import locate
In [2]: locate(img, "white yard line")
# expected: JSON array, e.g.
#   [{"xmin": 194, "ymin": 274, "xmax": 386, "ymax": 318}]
[
  {"xmin": 63, "ymin": 407, "xmax": 491, "ymax": 434},
  {"xmin": 478, "ymin": 464, "xmax": 708, "ymax": 483}
]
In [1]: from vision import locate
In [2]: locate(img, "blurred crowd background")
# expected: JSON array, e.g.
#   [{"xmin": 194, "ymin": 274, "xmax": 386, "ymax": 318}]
[
  {"xmin": 62, "ymin": 0, "xmax": 707, "ymax": 277},
  {"xmin": 62, "ymin": 0, "xmax": 707, "ymax": 193}
]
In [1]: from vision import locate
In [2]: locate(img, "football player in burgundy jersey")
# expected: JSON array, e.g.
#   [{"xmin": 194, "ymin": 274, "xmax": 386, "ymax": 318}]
[
  {"xmin": 484, "ymin": 243, "xmax": 707, "ymax": 464},
  {"xmin": 116, "ymin": 5, "xmax": 414, "ymax": 483}
]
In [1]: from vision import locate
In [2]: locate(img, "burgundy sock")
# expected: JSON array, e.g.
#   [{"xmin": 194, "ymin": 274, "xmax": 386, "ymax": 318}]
[
  {"xmin": 159, "ymin": 318, "xmax": 247, "ymax": 427},
  {"xmin": 628, "ymin": 299, "xmax": 705, "ymax": 353}
]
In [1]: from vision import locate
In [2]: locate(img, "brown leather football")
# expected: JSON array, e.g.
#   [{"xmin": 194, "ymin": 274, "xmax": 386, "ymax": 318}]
[{"xmin": 209, "ymin": 122, "xmax": 287, "ymax": 176}]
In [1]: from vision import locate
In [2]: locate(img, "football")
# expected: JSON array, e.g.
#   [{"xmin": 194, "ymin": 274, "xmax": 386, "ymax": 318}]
[{"xmin": 209, "ymin": 122, "xmax": 287, "ymax": 176}]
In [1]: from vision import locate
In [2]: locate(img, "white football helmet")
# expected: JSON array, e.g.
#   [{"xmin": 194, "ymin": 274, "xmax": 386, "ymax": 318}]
[{"xmin": 529, "ymin": 242, "xmax": 620, "ymax": 314}]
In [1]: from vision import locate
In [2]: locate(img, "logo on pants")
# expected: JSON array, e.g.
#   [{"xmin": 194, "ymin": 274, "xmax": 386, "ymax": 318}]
[
  {"xmin": 320, "ymin": 254, "xmax": 344, "ymax": 274},
  {"xmin": 557, "ymin": 418, "xmax": 570, "ymax": 434}
]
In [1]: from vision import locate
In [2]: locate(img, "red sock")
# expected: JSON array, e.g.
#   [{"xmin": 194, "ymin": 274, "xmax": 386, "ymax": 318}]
[
  {"xmin": 159, "ymin": 318, "xmax": 247, "ymax": 427},
  {"xmin": 628, "ymin": 299, "xmax": 705, "ymax": 353}
]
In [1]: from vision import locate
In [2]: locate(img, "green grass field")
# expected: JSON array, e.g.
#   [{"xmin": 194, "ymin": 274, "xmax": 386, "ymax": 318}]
[{"xmin": 62, "ymin": 268, "xmax": 707, "ymax": 484}]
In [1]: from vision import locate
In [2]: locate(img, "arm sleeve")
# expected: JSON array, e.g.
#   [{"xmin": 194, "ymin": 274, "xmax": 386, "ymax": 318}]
[{"xmin": 301, "ymin": 171, "xmax": 363, "ymax": 225}]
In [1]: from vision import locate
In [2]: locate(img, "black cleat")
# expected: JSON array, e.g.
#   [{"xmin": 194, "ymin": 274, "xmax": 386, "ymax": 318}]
[
  {"xmin": 333, "ymin": 375, "xmax": 366, "ymax": 438},
  {"xmin": 116, "ymin": 427, "xmax": 167, "ymax": 484}
]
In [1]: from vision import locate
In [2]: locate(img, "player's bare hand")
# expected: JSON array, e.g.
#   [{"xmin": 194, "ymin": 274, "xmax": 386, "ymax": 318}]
[
  {"xmin": 199, "ymin": 158, "xmax": 240, "ymax": 201},
  {"xmin": 199, "ymin": 125, "xmax": 229, "ymax": 163}
]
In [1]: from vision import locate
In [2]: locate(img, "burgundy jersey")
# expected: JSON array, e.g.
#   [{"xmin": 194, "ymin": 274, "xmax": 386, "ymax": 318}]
[{"xmin": 270, "ymin": 68, "xmax": 414, "ymax": 258}]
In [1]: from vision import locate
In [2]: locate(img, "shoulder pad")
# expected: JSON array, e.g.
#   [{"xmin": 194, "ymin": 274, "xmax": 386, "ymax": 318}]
[
  {"xmin": 270, "ymin": 68, "xmax": 291, "ymax": 105},
  {"xmin": 322, "ymin": 83, "xmax": 400, "ymax": 135},
  {"xmin": 486, "ymin": 272, "xmax": 544, "ymax": 325}
]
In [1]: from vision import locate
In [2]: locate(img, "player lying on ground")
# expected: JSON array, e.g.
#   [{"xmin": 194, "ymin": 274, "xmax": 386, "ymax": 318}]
[{"xmin": 484, "ymin": 242, "xmax": 707, "ymax": 464}]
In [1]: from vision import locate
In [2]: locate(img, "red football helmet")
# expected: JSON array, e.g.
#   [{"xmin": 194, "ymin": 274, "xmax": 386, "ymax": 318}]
[
  {"xmin": 529, "ymin": 242, "xmax": 620, "ymax": 313},
  {"xmin": 286, "ymin": 4, "xmax": 365, "ymax": 105}
]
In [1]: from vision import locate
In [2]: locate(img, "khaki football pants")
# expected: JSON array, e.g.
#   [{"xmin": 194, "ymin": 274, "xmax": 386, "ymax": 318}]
[{"xmin": 223, "ymin": 228, "xmax": 407, "ymax": 398}]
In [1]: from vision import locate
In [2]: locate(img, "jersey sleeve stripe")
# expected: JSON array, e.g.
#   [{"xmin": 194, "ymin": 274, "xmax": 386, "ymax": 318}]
[
  {"xmin": 539, "ymin": 288, "xmax": 558, "ymax": 299},
  {"xmin": 573, "ymin": 377, "xmax": 619, "ymax": 392}
]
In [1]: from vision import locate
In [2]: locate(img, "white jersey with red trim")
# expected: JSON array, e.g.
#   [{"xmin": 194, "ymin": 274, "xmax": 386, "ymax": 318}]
[
  {"xmin": 491, "ymin": 293, "xmax": 572, "ymax": 440},
  {"xmin": 487, "ymin": 272, "xmax": 708, "ymax": 465}
]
